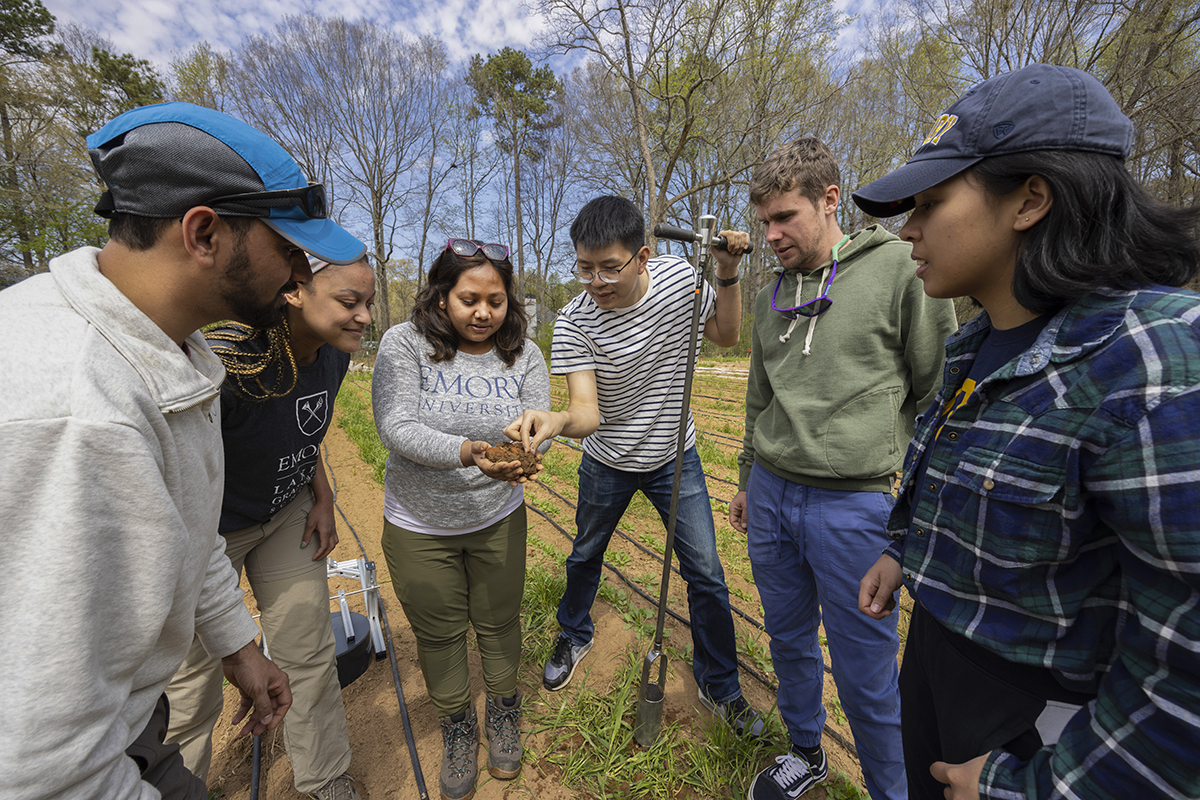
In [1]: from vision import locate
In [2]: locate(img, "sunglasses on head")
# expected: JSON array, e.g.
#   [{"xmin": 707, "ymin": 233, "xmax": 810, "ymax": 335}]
[
  {"xmin": 207, "ymin": 182, "xmax": 328, "ymax": 219},
  {"xmin": 446, "ymin": 238, "xmax": 509, "ymax": 262}
]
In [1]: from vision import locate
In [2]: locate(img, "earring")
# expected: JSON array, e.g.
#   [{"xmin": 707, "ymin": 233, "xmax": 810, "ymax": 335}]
[
  {"xmin": 1024, "ymin": 217, "xmax": 1030, "ymax": 222},
  {"xmin": 439, "ymin": 300, "xmax": 445, "ymax": 308}
]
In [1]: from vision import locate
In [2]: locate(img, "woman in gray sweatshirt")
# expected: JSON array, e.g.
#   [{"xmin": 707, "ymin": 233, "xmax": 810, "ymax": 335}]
[{"xmin": 372, "ymin": 240, "xmax": 549, "ymax": 800}]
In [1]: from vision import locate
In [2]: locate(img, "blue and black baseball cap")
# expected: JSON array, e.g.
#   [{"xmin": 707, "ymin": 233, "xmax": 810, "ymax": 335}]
[
  {"xmin": 86, "ymin": 102, "xmax": 366, "ymax": 265},
  {"xmin": 852, "ymin": 63, "xmax": 1133, "ymax": 218}
]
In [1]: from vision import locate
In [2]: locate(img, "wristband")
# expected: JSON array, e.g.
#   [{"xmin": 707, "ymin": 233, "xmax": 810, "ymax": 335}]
[{"xmin": 715, "ymin": 274, "xmax": 740, "ymax": 287}]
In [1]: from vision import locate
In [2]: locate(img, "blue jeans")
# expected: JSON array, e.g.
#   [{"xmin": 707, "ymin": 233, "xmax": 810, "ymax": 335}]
[
  {"xmin": 557, "ymin": 448, "xmax": 742, "ymax": 703},
  {"xmin": 746, "ymin": 462, "xmax": 906, "ymax": 800}
]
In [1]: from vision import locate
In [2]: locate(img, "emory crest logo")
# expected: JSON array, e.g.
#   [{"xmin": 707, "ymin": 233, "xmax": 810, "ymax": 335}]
[{"xmin": 296, "ymin": 391, "xmax": 329, "ymax": 436}]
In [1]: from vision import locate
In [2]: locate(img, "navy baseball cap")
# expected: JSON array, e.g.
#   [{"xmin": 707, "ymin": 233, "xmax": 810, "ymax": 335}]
[
  {"xmin": 852, "ymin": 64, "xmax": 1133, "ymax": 218},
  {"xmin": 86, "ymin": 102, "xmax": 366, "ymax": 265}
]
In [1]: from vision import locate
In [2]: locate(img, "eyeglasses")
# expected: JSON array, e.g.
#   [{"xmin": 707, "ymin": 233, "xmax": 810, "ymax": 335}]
[
  {"xmin": 207, "ymin": 182, "xmax": 328, "ymax": 219},
  {"xmin": 770, "ymin": 234, "xmax": 850, "ymax": 319},
  {"xmin": 574, "ymin": 251, "xmax": 637, "ymax": 284},
  {"xmin": 447, "ymin": 238, "xmax": 509, "ymax": 262}
]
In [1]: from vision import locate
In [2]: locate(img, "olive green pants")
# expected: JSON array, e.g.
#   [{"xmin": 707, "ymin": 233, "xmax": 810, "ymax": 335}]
[{"xmin": 382, "ymin": 506, "xmax": 526, "ymax": 717}]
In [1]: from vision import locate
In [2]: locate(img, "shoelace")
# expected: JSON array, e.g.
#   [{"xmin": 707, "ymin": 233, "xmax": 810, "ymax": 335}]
[
  {"xmin": 442, "ymin": 718, "xmax": 476, "ymax": 776},
  {"xmin": 552, "ymin": 637, "xmax": 573, "ymax": 665},
  {"xmin": 489, "ymin": 703, "xmax": 521, "ymax": 753},
  {"xmin": 771, "ymin": 753, "xmax": 814, "ymax": 787}
]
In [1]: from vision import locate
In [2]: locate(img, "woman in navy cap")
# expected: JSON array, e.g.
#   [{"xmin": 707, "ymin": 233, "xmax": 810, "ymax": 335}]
[{"xmin": 854, "ymin": 64, "xmax": 1200, "ymax": 800}]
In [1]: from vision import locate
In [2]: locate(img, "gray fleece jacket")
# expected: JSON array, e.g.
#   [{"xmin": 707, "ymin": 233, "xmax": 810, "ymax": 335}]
[
  {"xmin": 372, "ymin": 322, "xmax": 550, "ymax": 528},
  {"xmin": 0, "ymin": 248, "xmax": 260, "ymax": 800}
]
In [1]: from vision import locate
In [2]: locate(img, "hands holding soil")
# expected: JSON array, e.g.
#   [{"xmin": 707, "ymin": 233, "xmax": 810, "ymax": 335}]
[{"xmin": 468, "ymin": 440, "xmax": 543, "ymax": 485}]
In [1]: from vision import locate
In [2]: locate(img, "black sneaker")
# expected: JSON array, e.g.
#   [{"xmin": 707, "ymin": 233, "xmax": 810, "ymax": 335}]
[
  {"xmin": 542, "ymin": 634, "xmax": 593, "ymax": 691},
  {"xmin": 697, "ymin": 689, "xmax": 767, "ymax": 738},
  {"xmin": 748, "ymin": 746, "xmax": 828, "ymax": 800}
]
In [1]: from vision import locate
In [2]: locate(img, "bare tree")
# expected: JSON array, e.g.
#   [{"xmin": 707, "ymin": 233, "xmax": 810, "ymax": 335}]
[
  {"xmin": 904, "ymin": 0, "xmax": 1199, "ymax": 205},
  {"xmin": 228, "ymin": 16, "xmax": 436, "ymax": 331},
  {"xmin": 539, "ymin": 0, "xmax": 842, "ymax": 246}
]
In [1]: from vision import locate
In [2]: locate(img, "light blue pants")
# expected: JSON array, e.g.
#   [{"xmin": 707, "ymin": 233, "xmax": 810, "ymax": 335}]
[{"xmin": 746, "ymin": 462, "xmax": 906, "ymax": 800}]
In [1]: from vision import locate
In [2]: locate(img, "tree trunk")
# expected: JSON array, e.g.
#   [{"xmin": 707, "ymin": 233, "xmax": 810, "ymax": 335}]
[
  {"xmin": 1, "ymin": 99, "xmax": 36, "ymax": 275},
  {"xmin": 617, "ymin": 0, "xmax": 661, "ymax": 247},
  {"xmin": 512, "ymin": 130, "xmax": 526, "ymax": 294}
]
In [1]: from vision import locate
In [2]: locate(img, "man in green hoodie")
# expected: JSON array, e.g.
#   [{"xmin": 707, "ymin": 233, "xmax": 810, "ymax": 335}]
[{"xmin": 729, "ymin": 137, "xmax": 957, "ymax": 800}]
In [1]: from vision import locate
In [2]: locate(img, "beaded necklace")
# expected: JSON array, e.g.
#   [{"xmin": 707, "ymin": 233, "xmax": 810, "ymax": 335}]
[{"xmin": 207, "ymin": 317, "xmax": 299, "ymax": 402}]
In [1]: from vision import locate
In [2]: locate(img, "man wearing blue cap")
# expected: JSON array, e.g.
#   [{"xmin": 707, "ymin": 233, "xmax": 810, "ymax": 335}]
[{"xmin": 0, "ymin": 102, "xmax": 366, "ymax": 800}]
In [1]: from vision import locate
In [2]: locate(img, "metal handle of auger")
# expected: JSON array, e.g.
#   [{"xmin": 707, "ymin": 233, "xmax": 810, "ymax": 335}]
[{"xmin": 634, "ymin": 214, "xmax": 718, "ymax": 747}]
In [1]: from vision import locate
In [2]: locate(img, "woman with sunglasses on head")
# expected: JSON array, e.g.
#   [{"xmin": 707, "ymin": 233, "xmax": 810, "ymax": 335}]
[
  {"xmin": 165, "ymin": 255, "xmax": 376, "ymax": 800},
  {"xmin": 854, "ymin": 64, "xmax": 1200, "ymax": 800},
  {"xmin": 371, "ymin": 239, "xmax": 549, "ymax": 800}
]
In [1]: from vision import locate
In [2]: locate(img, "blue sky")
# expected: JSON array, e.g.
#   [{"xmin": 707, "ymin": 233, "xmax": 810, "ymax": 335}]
[{"xmin": 44, "ymin": 0, "xmax": 872, "ymax": 72}]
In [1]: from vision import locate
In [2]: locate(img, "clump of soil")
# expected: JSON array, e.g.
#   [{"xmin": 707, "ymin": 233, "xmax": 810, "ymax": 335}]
[{"xmin": 485, "ymin": 441, "xmax": 539, "ymax": 473}]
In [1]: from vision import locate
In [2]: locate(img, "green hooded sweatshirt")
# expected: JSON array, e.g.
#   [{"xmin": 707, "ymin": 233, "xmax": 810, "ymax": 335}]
[{"xmin": 738, "ymin": 225, "xmax": 958, "ymax": 493}]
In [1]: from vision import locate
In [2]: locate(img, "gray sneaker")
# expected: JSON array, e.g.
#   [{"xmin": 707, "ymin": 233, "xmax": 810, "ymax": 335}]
[
  {"xmin": 543, "ymin": 634, "xmax": 593, "ymax": 691},
  {"xmin": 698, "ymin": 688, "xmax": 768, "ymax": 738},
  {"xmin": 308, "ymin": 772, "xmax": 361, "ymax": 800},
  {"xmin": 484, "ymin": 688, "xmax": 523, "ymax": 779},
  {"xmin": 439, "ymin": 704, "xmax": 479, "ymax": 800}
]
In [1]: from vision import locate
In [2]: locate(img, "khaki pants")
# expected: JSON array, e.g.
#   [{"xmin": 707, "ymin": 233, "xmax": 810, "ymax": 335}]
[
  {"xmin": 382, "ymin": 505, "xmax": 526, "ymax": 718},
  {"xmin": 165, "ymin": 489, "xmax": 351, "ymax": 794}
]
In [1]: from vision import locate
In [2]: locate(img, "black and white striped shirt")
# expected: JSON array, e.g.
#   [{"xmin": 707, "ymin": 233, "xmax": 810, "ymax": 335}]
[{"xmin": 551, "ymin": 254, "xmax": 715, "ymax": 471}]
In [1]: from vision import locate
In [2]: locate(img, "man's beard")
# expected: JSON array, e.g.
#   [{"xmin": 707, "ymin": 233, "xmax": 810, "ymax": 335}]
[{"xmin": 220, "ymin": 240, "xmax": 286, "ymax": 329}]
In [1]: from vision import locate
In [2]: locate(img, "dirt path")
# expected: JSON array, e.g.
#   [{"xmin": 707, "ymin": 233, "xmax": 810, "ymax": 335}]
[{"xmin": 204, "ymin": 409, "xmax": 865, "ymax": 799}]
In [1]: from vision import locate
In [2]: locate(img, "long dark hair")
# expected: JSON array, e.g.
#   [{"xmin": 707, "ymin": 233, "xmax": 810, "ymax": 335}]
[
  {"xmin": 410, "ymin": 245, "xmax": 528, "ymax": 367},
  {"xmin": 967, "ymin": 150, "xmax": 1200, "ymax": 314}
]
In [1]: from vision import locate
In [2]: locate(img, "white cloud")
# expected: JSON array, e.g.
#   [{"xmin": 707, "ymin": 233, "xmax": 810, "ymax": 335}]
[{"xmin": 44, "ymin": 0, "xmax": 549, "ymax": 70}]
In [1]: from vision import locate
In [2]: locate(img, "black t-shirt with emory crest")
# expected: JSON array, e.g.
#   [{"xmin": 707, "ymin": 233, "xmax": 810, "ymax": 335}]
[{"xmin": 212, "ymin": 333, "xmax": 350, "ymax": 533}]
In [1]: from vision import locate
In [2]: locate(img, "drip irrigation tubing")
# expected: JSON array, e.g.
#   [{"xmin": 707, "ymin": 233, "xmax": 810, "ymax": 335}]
[
  {"xmin": 523, "ymin": 501, "xmax": 856, "ymax": 760},
  {"xmin": 549, "ymin": 436, "xmax": 740, "ymax": 489},
  {"xmin": 548, "ymin": 391, "xmax": 749, "ymax": 437},
  {"xmin": 531, "ymin": 477, "xmax": 768, "ymax": 634},
  {"xmin": 323, "ymin": 444, "xmax": 430, "ymax": 800},
  {"xmin": 333, "ymin": 377, "xmax": 856, "ymax": 761}
]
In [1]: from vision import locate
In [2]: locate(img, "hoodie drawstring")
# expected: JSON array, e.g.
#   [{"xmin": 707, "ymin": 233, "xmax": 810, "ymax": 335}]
[{"xmin": 778, "ymin": 264, "xmax": 831, "ymax": 355}]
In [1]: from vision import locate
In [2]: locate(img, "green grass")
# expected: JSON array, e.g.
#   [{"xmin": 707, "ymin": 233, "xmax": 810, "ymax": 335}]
[
  {"xmin": 522, "ymin": 559, "xmax": 568, "ymax": 668},
  {"xmin": 527, "ymin": 649, "xmax": 780, "ymax": 800},
  {"xmin": 334, "ymin": 382, "xmax": 388, "ymax": 485}
]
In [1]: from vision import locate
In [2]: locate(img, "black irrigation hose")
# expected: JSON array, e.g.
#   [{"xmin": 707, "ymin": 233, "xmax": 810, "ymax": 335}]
[
  {"xmin": 324, "ymin": 444, "xmax": 431, "ymax": 800},
  {"xmin": 332, "ymin": 382, "xmax": 856, "ymax": 761},
  {"xmin": 549, "ymin": 435, "xmax": 740, "ymax": 491},
  {"xmin": 522, "ymin": 501, "xmax": 858, "ymax": 760},
  {"xmin": 249, "ymin": 734, "xmax": 261, "ymax": 800},
  {"xmin": 532, "ymin": 476, "xmax": 768, "ymax": 634}
]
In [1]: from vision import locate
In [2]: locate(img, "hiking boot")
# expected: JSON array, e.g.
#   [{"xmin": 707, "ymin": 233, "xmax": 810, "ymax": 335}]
[
  {"xmin": 748, "ymin": 746, "xmax": 828, "ymax": 800},
  {"xmin": 438, "ymin": 704, "xmax": 479, "ymax": 800},
  {"xmin": 308, "ymin": 772, "xmax": 361, "ymax": 800},
  {"xmin": 543, "ymin": 634, "xmax": 593, "ymax": 691},
  {"xmin": 697, "ymin": 689, "xmax": 767, "ymax": 738},
  {"xmin": 484, "ymin": 688, "xmax": 523, "ymax": 779}
]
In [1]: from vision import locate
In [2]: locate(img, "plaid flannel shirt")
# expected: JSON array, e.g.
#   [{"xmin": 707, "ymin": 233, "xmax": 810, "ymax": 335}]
[{"xmin": 886, "ymin": 286, "xmax": 1200, "ymax": 799}]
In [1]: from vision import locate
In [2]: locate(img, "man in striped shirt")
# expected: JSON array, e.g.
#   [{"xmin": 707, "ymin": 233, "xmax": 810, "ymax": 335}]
[{"xmin": 506, "ymin": 195, "xmax": 764, "ymax": 736}]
